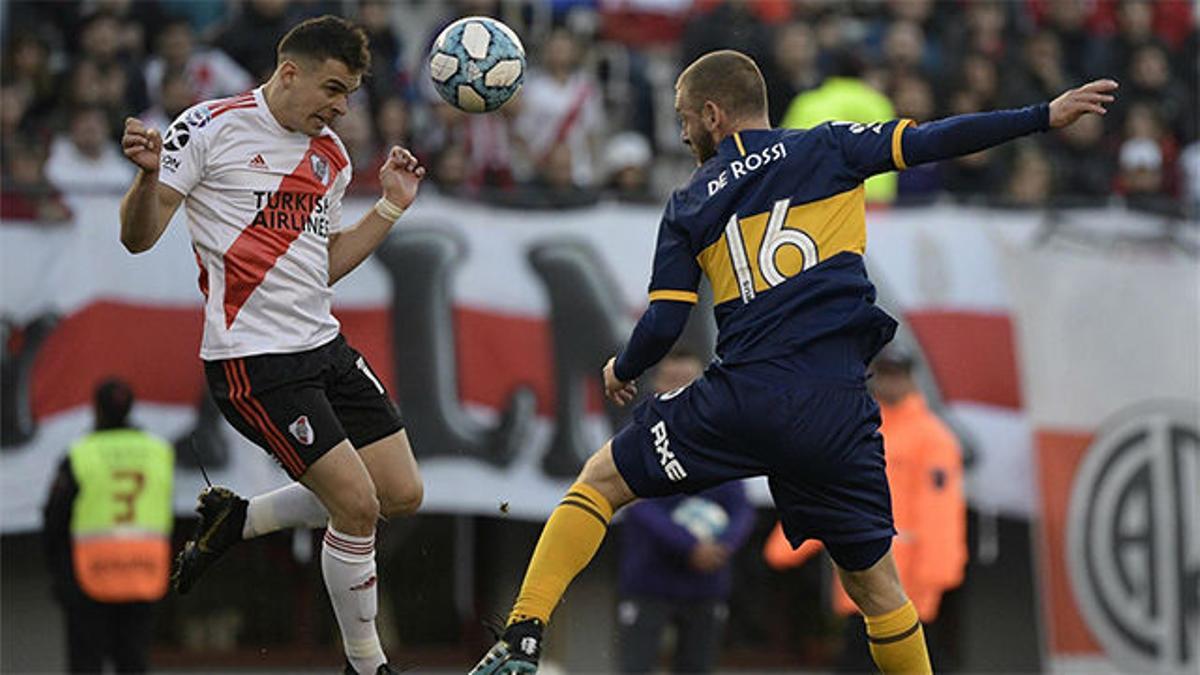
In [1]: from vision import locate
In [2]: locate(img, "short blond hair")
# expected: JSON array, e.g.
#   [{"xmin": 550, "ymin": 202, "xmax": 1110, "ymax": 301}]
[{"xmin": 677, "ymin": 50, "xmax": 767, "ymax": 120}]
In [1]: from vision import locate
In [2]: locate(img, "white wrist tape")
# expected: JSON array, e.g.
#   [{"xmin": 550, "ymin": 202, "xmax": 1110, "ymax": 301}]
[{"xmin": 373, "ymin": 197, "xmax": 406, "ymax": 222}]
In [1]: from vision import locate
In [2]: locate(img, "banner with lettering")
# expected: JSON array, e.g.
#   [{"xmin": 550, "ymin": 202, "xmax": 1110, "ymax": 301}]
[{"xmin": 2, "ymin": 196, "xmax": 1187, "ymax": 555}]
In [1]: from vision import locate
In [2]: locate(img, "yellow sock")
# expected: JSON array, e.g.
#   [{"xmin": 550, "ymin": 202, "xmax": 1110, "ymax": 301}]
[
  {"xmin": 508, "ymin": 482, "xmax": 613, "ymax": 626},
  {"xmin": 864, "ymin": 600, "xmax": 932, "ymax": 674}
]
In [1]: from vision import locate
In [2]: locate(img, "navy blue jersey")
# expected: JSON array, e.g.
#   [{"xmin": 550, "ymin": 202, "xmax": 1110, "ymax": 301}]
[{"xmin": 647, "ymin": 120, "xmax": 914, "ymax": 370}]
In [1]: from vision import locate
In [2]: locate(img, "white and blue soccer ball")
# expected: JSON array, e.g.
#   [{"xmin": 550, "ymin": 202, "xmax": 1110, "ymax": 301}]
[
  {"xmin": 428, "ymin": 16, "xmax": 525, "ymax": 113},
  {"xmin": 671, "ymin": 497, "xmax": 729, "ymax": 541}
]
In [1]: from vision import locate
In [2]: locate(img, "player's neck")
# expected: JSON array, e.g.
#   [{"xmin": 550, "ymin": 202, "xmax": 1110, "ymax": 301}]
[
  {"xmin": 261, "ymin": 79, "xmax": 298, "ymax": 133},
  {"xmin": 717, "ymin": 115, "xmax": 772, "ymax": 143}
]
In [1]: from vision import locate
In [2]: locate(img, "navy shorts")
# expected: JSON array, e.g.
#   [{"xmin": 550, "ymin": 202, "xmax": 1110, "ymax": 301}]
[
  {"xmin": 205, "ymin": 334, "xmax": 404, "ymax": 480},
  {"xmin": 612, "ymin": 363, "xmax": 895, "ymax": 558}
]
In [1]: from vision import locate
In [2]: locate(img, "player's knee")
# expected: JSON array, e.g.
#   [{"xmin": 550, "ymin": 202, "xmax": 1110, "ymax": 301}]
[
  {"xmin": 380, "ymin": 481, "xmax": 423, "ymax": 517},
  {"xmin": 835, "ymin": 544, "xmax": 907, "ymax": 616},
  {"xmin": 330, "ymin": 491, "xmax": 380, "ymax": 534},
  {"xmin": 578, "ymin": 447, "xmax": 634, "ymax": 510}
]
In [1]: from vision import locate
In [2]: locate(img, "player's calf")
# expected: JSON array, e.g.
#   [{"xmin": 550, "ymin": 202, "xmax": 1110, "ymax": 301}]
[{"xmin": 835, "ymin": 547, "xmax": 931, "ymax": 674}]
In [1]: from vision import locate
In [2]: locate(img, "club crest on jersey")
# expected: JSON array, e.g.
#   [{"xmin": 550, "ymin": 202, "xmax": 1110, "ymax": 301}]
[
  {"xmin": 310, "ymin": 154, "xmax": 330, "ymax": 185},
  {"xmin": 185, "ymin": 107, "xmax": 212, "ymax": 128},
  {"xmin": 288, "ymin": 415, "xmax": 314, "ymax": 445}
]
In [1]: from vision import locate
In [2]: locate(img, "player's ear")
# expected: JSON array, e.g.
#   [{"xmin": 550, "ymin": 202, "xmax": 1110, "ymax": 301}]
[
  {"xmin": 277, "ymin": 58, "xmax": 300, "ymax": 86},
  {"xmin": 701, "ymin": 100, "xmax": 721, "ymax": 132}
]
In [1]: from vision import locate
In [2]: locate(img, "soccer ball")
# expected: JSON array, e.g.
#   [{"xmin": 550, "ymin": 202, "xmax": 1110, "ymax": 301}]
[{"xmin": 428, "ymin": 16, "xmax": 525, "ymax": 113}]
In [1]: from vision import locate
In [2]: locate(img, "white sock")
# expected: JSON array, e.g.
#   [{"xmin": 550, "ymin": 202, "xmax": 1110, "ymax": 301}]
[
  {"xmin": 322, "ymin": 526, "xmax": 386, "ymax": 674},
  {"xmin": 242, "ymin": 483, "xmax": 329, "ymax": 539}
]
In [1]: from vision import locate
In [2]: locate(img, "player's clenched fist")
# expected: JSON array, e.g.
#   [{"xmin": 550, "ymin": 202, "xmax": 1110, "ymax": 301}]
[
  {"xmin": 603, "ymin": 357, "xmax": 638, "ymax": 407},
  {"xmin": 378, "ymin": 145, "xmax": 425, "ymax": 210},
  {"xmin": 122, "ymin": 117, "xmax": 162, "ymax": 173}
]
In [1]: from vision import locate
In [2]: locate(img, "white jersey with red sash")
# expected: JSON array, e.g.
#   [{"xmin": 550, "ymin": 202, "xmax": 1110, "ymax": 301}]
[{"xmin": 158, "ymin": 87, "xmax": 352, "ymax": 360}]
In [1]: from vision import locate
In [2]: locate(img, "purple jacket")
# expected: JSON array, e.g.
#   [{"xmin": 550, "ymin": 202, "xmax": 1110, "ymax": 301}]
[{"xmin": 617, "ymin": 482, "xmax": 755, "ymax": 601}]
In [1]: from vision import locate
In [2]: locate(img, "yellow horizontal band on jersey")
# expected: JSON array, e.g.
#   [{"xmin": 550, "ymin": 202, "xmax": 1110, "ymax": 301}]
[
  {"xmin": 648, "ymin": 289, "xmax": 699, "ymax": 304},
  {"xmin": 733, "ymin": 132, "xmax": 747, "ymax": 157},
  {"xmin": 892, "ymin": 118, "xmax": 915, "ymax": 170}
]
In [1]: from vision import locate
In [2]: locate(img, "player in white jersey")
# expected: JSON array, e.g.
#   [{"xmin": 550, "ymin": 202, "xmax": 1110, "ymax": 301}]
[{"xmin": 118, "ymin": 17, "xmax": 421, "ymax": 675}]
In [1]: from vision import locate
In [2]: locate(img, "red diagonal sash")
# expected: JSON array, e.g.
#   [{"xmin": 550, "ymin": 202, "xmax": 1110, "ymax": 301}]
[{"xmin": 222, "ymin": 136, "xmax": 347, "ymax": 328}]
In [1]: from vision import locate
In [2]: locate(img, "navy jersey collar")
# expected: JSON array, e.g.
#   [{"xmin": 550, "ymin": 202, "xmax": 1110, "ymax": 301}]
[{"xmin": 716, "ymin": 128, "xmax": 775, "ymax": 160}]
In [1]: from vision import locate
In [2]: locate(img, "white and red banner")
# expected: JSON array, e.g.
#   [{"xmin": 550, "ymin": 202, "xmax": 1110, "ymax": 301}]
[
  {"xmin": 1004, "ymin": 230, "xmax": 1199, "ymax": 673},
  {"xmin": 4, "ymin": 197, "xmax": 1196, "ymax": 675},
  {"xmin": 7, "ymin": 195, "xmax": 1196, "ymax": 666}
]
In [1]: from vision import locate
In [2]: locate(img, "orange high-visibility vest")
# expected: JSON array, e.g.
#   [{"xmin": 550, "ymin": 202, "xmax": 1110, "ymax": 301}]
[
  {"xmin": 764, "ymin": 392, "xmax": 966, "ymax": 621},
  {"xmin": 68, "ymin": 429, "xmax": 174, "ymax": 602}
]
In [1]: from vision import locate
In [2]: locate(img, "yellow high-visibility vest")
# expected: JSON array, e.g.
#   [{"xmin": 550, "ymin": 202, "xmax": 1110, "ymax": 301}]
[{"xmin": 69, "ymin": 429, "xmax": 173, "ymax": 602}]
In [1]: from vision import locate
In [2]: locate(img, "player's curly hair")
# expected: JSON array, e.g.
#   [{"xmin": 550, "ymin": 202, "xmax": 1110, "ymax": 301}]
[
  {"xmin": 278, "ymin": 15, "xmax": 371, "ymax": 74},
  {"xmin": 677, "ymin": 50, "xmax": 767, "ymax": 121}
]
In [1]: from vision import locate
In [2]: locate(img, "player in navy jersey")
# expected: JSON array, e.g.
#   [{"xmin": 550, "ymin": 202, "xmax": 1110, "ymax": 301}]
[{"xmin": 470, "ymin": 50, "xmax": 1116, "ymax": 674}]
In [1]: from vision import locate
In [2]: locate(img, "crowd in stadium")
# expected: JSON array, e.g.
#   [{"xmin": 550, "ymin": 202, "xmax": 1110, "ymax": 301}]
[{"xmin": 2, "ymin": 0, "xmax": 1197, "ymax": 220}]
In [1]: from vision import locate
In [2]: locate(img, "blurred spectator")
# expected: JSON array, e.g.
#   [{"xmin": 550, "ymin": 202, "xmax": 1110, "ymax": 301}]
[
  {"xmin": 1005, "ymin": 142, "xmax": 1054, "ymax": 207},
  {"xmin": 1002, "ymin": 30, "xmax": 1068, "ymax": 108},
  {"xmin": 375, "ymin": 96, "xmax": 411, "ymax": 151},
  {"xmin": 429, "ymin": 140, "xmax": 470, "ymax": 196},
  {"xmin": 349, "ymin": 95, "xmax": 413, "ymax": 195},
  {"xmin": 602, "ymin": 131, "xmax": 655, "ymax": 203},
  {"xmin": 680, "ymin": 0, "xmax": 775, "ymax": 66},
  {"xmin": 214, "ymin": 0, "xmax": 297, "ymax": 82},
  {"xmin": 1, "ymin": 85, "xmax": 33, "ymax": 146},
  {"xmin": 356, "ymin": 0, "xmax": 407, "ymax": 102},
  {"xmin": 516, "ymin": 28, "xmax": 605, "ymax": 189},
  {"xmin": 938, "ymin": 93, "xmax": 1008, "ymax": 201},
  {"xmin": 46, "ymin": 106, "xmax": 135, "ymax": 193},
  {"xmin": 1122, "ymin": 43, "xmax": 1192, "ymax": 144},
  {"xmin": 144, "ymin": 19, "xmax": 253, "ymax": 107},
  {"xmin": 1103, "ymin": 0, "xmax": 1158, "ymax": 77},
  {"xmin": 138, "ymin": 69, "xmax": 197, "ymax": 133},
  {"xmin": 1044, "ymin": 112, "xmax": 1114, "ymax": 200},
  {"xmin": 84, "ymin": 0, "xmax": 170, "ymax": 60},
  {"xmin": 74, "ymin": 12, "xmax": 149, "ymax": 116},
  {"xmin": 890, "ymin": 74, "xmax": 941, "ymax": 200},
  {"xmin": 616, "ymin": 350, "xmax": 755, "ymax": 674},
  {"xmin": 335, "ymin": 99, "xmax": 378, "ymax": 170},
  {"xmin": 880, "ymin": 20, "xmax": 933, "ymax": 79},
  {"xmin": 1122, "ymin": 102, "xmax": 1180, "ymax": 196},
  {"xmin": 781, "ymin": 51, "xmax": 898, "ymax": 204},
  {"xmin": 1116, "ymin": 138, "xmax": 1164, "ymax": 197},
  {"xmin": 956, "ymin": 52, "xmax": 999, "ymax": 108},
  {"xmin": 1039, "ymin": 0, "xmax": 1102, "ymax": 80},
  {"xmin": 955, "ymin": 0, "xmax": 1011, "ymax": 62},
  {"xmin": 518, "ymin": 142, "xmax": 599, "ymax": 208},
  {"xmin": 762, "ymin": 22, "xmax": 822, "ymax": 126},
  {"xmin": 42, "ymin": 379, "xmax": 174, "ymax": 674},
  {"xmin": 336, "ymin": 97, "xmax": 380, "ymax": 194},
  {"xmin": 0, "ymin": 0, "xmax": 1188, "ymax": 210},
  {"xmin": 0, "ymin": 136, "xmax": 72, "ymax": 222},
  {"xmin": 1, "ymin": 32, "xmax": 58, "ymax": 123}
]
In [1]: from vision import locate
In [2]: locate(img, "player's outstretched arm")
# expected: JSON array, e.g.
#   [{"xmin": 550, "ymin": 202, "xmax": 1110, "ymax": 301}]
[
  {"xmin": 118, "ymin": 117, "xmax": 183, "ymax": 253},
  {"xmin": 327, "ymin": 145, "xmax": 425, "ymax": 286},
  {"xmin": 898, "ymin": 79, "xmax": 1118, "ymax": 168}
]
